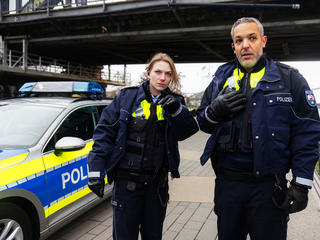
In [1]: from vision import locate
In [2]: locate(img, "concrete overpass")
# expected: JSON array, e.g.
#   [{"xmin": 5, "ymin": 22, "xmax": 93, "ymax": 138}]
[{"xmin": 0, "ymin": 0, "xmax": 320, "ymax": 88}]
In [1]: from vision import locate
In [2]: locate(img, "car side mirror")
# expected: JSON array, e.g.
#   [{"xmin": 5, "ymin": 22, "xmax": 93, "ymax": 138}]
[{"xmin": 55, "ymin": 137, "xmax": 86, "ymax": 152}]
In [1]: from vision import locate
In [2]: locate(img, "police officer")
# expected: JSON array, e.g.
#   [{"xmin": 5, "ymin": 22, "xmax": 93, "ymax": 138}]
[
  {"xmin": 197, "ymin": 17, "xmax": 320, "ymax": 240},
  {"xmin": 87, "ymin": 52, "xmax": 198, "ymax": 240}
]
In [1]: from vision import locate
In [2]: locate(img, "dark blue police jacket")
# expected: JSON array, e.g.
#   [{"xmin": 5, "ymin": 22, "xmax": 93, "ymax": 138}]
[
  {"xmin": 197, "ymin": 56, "xmax": 320, "ymax": 187},
  {"xmin": 87, "ymin": 81, "xmax": 199, "ymax": 180}
]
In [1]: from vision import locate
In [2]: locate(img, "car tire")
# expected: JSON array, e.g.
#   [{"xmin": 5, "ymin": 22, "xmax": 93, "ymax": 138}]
[{"xmin": 0, "ymin": 202, "xmax": 33, "ymax": 240}]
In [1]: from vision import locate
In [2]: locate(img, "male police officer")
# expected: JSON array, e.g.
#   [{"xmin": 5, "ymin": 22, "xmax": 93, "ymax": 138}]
[{"xmin": 197, "ymin": 17, "xmax": 320, "ymax": 240}]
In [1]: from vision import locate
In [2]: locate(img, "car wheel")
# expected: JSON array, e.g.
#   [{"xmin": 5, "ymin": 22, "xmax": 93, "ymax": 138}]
[{"xmin": 0, "ymin": 203, "xmax": 33, "ymax": 240}]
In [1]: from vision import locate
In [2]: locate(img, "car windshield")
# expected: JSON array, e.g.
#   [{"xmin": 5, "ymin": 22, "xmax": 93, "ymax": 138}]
[{"xmin": 0, "ymin": 104, "xmax": 63, "ymax": 149}]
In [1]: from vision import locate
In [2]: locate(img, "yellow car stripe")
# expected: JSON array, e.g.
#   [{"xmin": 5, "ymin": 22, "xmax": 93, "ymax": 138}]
[
  {"xmin": 0, "ymin": 152, "xmax": 29, "ymax": 170},
  {"xmin": 43, "ymin": 142, "xmax": 94, "ymax": 169},
  {"xmin": 45, "ymin": 185, "xmax": 91, "ymax": 217},
  {"xmin": 1, "ymin": 140, "xmax": 107, "ymax": 219},
  {"xmin": 45, "ymin": 177, "xmax": 108, "ymax": 218},
  {"xmin": 0, "ymin": 157, "xmax": 45, "ymax": 187}
]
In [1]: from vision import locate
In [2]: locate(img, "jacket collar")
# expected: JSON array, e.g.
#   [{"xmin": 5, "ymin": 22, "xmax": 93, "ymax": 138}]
[
  {"xmin": 215, "ymin": 54, "xmax": 281, "ymax": 87},
  {"xmin": 136, "ymin": 81, "xmax": 173, "ymax": 103}
]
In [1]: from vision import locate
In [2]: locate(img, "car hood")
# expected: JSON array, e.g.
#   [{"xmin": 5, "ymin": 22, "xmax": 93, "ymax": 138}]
[{"xmin": 0, "ymin": 149, "xmax": 30, "ymax": 170}]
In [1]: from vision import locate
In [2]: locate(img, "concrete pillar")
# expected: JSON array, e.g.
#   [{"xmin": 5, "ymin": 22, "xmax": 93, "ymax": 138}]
[
  {"xmin": 108, "ymin": 64, "xmax": 111, "ymax": 80},
  {"xmin": 16, "ymin": 0, "xmax": 22, "ymax": 12},
  {"xmin": 22, "ymin": 38, "xmax": 28, "ymax": 70},
  {"xmin": 123, "ymin": 64, "xmax": 127, "ymax": 82},
  {"xmin": 1, "ymin": 36, "xmax": 8, "ymax": 66}
]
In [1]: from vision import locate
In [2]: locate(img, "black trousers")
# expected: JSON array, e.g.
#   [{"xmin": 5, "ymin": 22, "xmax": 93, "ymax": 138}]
[
  {"xmin": 111, "ymin": 178, "xmax": 169, "ymax": 240},
  {"xmin": 214, "ymin": 175, "xmax": 289, "ymax": 240}
]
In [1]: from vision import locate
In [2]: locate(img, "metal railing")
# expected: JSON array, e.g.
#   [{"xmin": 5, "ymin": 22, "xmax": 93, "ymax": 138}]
[
  {"xmin": 0, "ymin": 49, "xmax": 129, "ymax": 84},
  {"xmin": 0, "ymin": 0, "xmax": 128, "ymax": 15}
]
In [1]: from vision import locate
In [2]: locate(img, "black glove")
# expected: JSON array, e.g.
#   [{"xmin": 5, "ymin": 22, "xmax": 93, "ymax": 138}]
[
  {"xmin": 207, "ymin": 87, "xmax": 246, "ymax": 122},
  {"xmin": 88, "ymin": 178, "xmax": 105, "ymax": 198},
  {"xmin": 280, "ymin": 182, "xmax": 308, "ymax": 214},
  {"xmin": 158, "ymin": 95, "xmax": 181, "ymax": 115}
]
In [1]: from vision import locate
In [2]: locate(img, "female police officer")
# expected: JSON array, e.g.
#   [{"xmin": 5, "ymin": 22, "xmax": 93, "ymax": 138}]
[{"xmin": 87, "ymin": 53, "xmax": 198, "ymax": 240}]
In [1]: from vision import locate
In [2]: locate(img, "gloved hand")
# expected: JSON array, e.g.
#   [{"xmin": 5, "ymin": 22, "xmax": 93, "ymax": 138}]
[
  {"xmin": 158, "ymin": 95, "xmax": 181, "ymax": 115},
  {"xmin": 280, "ymin": 182, "xmax": 308, "ymax": 214},
  {"xmin": 88, "ymin": 178, "xmax": 105, "ymax": 198},
  {"xmin": 207, "ymin": 87, "xmax": 246, "ymax": 122}
]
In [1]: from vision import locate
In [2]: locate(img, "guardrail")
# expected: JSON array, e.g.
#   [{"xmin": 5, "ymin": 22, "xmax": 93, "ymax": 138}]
[{"xmin": 0, "ymin": 49, "xmax": 129, "ymax": 84}]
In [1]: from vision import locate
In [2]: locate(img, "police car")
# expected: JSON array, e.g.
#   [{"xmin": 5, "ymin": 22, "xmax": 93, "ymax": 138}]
[{"xmin": 0, "ymin": 82, "xmax": 112, "ymax": 240}]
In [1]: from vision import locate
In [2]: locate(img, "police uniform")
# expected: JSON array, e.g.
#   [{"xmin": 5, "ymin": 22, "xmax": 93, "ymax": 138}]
[
  {"xmin": 197, "ymin": 55, "xmax": 320, "ymax": 240},
  {"xmin": 87, "ymin": 81, "xmax": 198, "ymax": 240}
]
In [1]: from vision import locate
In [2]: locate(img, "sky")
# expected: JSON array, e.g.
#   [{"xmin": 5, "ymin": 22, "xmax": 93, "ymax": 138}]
[{"xmin": 110, "ymin": 61, "xmax": 320, "ymax": 99}]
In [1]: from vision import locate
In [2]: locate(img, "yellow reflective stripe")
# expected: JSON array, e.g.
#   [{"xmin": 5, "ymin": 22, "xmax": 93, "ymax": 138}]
[
  {"xmin": 0, "ymin": 157, "xmax": 45, "ymax": 186},
  {"xmin": 233, "ymin": 68, "xmax": 243, "ymax": 91},
  {"xmin": 250, "ymin": 67, "xmax": 265, "ymax": 88},
  {"xmin": 45, "ymin": 176, "xmax": 109, "ymax": 218},
  {"xmin": 156, "ymin": 105, "xmax": 164, "ymax": 120},
  {"xmin": 42, "ymin": 142, "xmax": 93, "ymax": 169},
  {"xmin": 223, "ymin": 80, "xmax": 228, "ymax": 89},
  {"xmin": 0, "ymin": 152, "xmax": 29, "ymax": 170},
  {"xmin": 45, "ymin": 186, "xmax": 90, "ymax": 217},
  {"xmin": 132, "ymin": 99, "xmax": 164, "ymax": 120},
  {"xmin": 140, "ymin": 100, "xmax": 151, "ymax": 119},
  {"xmin": 225, "ymin": 67, "xmax": 265, "ymax": 90}
]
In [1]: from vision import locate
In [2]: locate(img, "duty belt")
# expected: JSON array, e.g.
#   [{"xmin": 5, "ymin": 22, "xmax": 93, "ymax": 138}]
[
  {"xmin": 115, "ymin": 169, "xmax": 167, "ymax": 184},
  {"xmin": 215, "ymin": 167, "xmax": 275, "ymax": 183}
]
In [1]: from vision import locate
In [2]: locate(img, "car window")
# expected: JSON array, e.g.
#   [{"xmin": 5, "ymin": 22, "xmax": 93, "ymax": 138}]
[
  {"xmin": 0, "ymin": 104, "xmax": 63, "ymax": 148},
  {"xmin": 44, "ymin": 106, "xmax": 99, "ymax": 152}
]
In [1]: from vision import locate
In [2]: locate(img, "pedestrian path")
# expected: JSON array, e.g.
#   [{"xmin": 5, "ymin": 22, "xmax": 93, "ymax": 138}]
[{"xmin": 47, "ymin": 131, "xmax": 320, "ymax": 240}]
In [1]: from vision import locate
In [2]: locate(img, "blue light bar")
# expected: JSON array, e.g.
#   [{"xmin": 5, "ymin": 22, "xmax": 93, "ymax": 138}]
[
  {"xmin": 73, "ymin": 82, "xmax": 104, "ymax": 93},
  {"xmin": 19, "ymin": 82, "xmax": 36, "ymax": 92},
  {"xmin": 19, "ymin": 82, "xmax": 104, "ymax": 93}
]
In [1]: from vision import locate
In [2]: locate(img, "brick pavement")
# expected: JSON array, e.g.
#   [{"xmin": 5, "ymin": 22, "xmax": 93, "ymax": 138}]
[{"xmin": 48, "ymin": 131, "xmax": 320, "ymax": 240}]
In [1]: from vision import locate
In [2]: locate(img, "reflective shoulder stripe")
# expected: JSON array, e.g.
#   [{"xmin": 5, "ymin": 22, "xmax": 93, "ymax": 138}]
[
  {"xmin": 132, "ymin": 99, "xmax": 164, "ymax": 120},
  {"xmin": 250, "ymin": 67, "xmax": 265, "ymax": 88},
  {"xmin": 225, "ymin": 67, "xmax": 266, "ymax": 90},
  {"xmin": 141, "ymin": 100, "xmax": 151, "ymax": 119},
  {"xmin": 156, "ymin": 105, "xmax": 165, "ymax": 120},
  {"xmin": 224, "ymin": 68, "xmax": 243, "ymax": 91}
]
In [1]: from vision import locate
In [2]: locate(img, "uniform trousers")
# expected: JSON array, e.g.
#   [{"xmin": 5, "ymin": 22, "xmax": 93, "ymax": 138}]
[
  {"xmin": 214, "ymin": 175, "xmax": 289, "ymax": 240},
  {"xmin": 111, "ymin": 178, "xmax": 169, "ymax": 240}
]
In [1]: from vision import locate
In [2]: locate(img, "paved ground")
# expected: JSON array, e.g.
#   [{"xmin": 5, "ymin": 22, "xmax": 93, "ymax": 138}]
[{"xmin": 48, "ymin": 131, "xmax": 320, "ymax": 240}]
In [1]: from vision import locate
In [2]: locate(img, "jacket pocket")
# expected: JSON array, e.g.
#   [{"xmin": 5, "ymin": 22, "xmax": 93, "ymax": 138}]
[
  {"xmin": 265, "ymin": 93, "xmax": 292, "ymax": 126},
  {"xmin": 267, "ymin": 126, "xmax": 290, "ymax": 168}
]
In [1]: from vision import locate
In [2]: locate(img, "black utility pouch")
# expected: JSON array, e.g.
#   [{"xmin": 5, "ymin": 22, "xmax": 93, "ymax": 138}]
[
  {"xmin": 272, "ymin": 175, "xmax": 288, "ymax": 209},
  {"xmin": 130, "ymin": 117, "xmax": 148, "ymax": 132}
]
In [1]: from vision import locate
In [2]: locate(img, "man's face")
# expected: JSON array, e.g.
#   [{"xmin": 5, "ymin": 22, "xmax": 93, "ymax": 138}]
[{"xmin": 232, "ymin": 22, "xmax": 267, "ymax": 72}]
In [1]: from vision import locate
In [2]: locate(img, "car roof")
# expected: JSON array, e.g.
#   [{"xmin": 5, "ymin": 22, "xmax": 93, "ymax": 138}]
[{"xmin": 0, "ymin": 97, "xmax": 111, "ymax": 108}]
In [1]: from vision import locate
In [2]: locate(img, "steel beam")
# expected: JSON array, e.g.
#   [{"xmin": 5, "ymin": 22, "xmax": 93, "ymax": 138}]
[
  {"xmin": 195, "ymin": 40, "xmax": 227, "ymax": 61},
  {"xmin": 9, "ymin": 18, "xmax": 318, "ymax": 45},
  {"xmin": 0, "ymin": 0, "xmax": 300, "ymax": 24}
]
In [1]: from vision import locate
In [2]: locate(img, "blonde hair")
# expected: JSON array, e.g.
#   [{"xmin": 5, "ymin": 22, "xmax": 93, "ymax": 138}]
[{"xmin": 143, "ymin": 52, "xmax": 181, "ymax": 92}]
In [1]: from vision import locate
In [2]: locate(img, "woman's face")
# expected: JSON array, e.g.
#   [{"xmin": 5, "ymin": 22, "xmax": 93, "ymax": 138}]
[{"xmin": 148, "ymin": 60, "xmax": 172, "ymax": 96}]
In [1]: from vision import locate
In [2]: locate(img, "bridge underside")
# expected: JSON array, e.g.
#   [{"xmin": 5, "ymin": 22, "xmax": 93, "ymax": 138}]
[{"xmin": 1, "ymin": 0, "xmax": 320, "ymax": 66}]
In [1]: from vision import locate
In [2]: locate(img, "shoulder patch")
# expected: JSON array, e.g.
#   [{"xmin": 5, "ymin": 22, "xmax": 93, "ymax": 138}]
[{"xmin": 305, "ymin": 90, "xmax": 317, "ymax": 107}]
